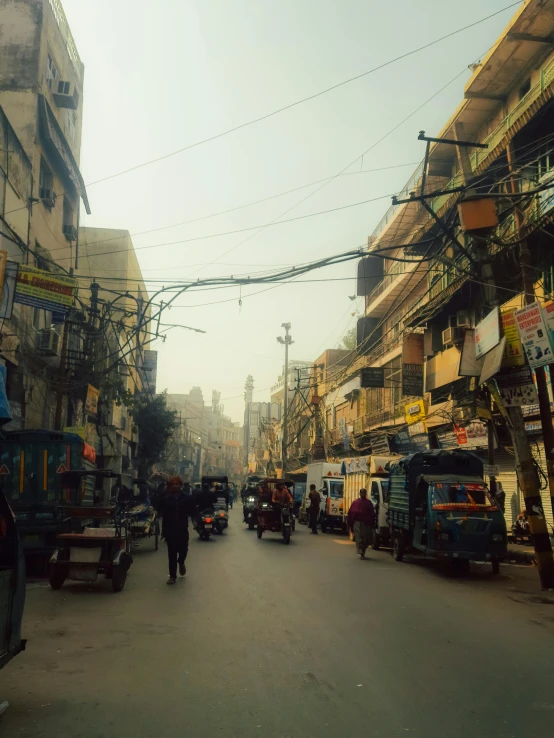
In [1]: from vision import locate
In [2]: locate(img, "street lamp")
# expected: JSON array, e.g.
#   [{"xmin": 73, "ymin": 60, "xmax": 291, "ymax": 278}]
[{"xmin": 276, "ymin": 322, "xmax": 293, "ymax": 474}]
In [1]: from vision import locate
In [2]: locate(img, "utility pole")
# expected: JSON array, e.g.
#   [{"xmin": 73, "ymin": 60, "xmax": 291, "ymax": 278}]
[
  {"xmin": 311, "ymin": 363, "xmax": 325, "ymax": 461},
  {"xmin": 277, "ymin": 323, "xmax": 293, "ymax": 474}
]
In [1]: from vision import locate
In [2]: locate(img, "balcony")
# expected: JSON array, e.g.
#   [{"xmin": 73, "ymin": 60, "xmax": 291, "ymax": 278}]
[{"xmin": 365, "ymin": 259, "xmax": 426, "ymax": 318}]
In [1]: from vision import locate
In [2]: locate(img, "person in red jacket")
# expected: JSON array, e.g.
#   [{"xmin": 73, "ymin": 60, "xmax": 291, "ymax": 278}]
[{"xmin": 347, "ymin": 489, "xmax": 376, "ymax": 560}]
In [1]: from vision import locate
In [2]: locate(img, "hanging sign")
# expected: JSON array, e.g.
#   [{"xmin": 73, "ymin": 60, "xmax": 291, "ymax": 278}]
[
  {"xmin": 361, "ymin": 367, "xmax": 385, "ymax": 388},
  {"xmin": 454, "ymin": 421, "xmax": 489, "ymax": 448},
  {"xmin": 515, "ymin": 302, "xmax": 554, "ymax": 368},
  {"xmin": 500, "ymin": 309, "xmax": 525, "ymax": 367},
  {"xmin": 85, "ymin": 385, "xmax": 99, "ymax": 416},
  {"xmin": 479, "ymin": 336, "xmax": 506, "ymax": 384},
  {"xmin": 475, "ymin": 307, "xmax": 500, "ymax": 359},
  {"xmin": 402, "ymin": 364, "xmax": 424, "ymax": 397},
  {"xmin": 14, "ymin": 265, "xmax": 77, "ymax": 313},
  {"xmin": 483, "ymin": 464, "xmax": 499, "ymax": 477}
]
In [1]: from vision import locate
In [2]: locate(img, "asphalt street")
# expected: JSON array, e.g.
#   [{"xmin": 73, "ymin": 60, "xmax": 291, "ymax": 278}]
[{"xmin": 2, "ymin": 515, "xmax": 554, "ymax": 738}]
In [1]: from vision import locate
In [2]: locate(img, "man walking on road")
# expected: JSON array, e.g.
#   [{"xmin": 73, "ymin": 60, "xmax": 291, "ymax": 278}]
[
  {"xmin": 308, "ymin": 484, "xmax": 321, "ymax": 535},
  {"xmin": 347, "ymin": 488, "xmax": 375, "ymax": 560},
  {"xmin": 158, "ymin": 476, "xmax": 195, "ymax": 585}
]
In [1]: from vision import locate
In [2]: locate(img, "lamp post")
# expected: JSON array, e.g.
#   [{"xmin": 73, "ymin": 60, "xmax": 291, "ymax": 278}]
[{"xmin": 277, "ymin": 323, "xmax": 293, "ymax": 474}]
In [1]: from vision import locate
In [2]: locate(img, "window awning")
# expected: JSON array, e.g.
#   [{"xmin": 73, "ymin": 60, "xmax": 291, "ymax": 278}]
[{"xmin": 38, "ymin": 96, "xmax": 91, "ymax": 214}]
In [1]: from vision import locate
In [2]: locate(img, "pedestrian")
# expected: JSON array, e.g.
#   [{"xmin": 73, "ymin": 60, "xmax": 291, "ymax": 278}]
[
  {"xmin": 347, "ymin": 488, "xmax": 375, "ymax": 560},
  {"xmin": 307, "ymin": 483, "xmax": 321, "ymax": 535},
  {"xmin": 158, "ymin": 476, "xmax": 195, "ymax": 585},
  {"xmin": 495, "ymin": 481, "xmax": 506, "ymax": 513},
  {"xmin": 271, "ymin": 482, "xmax": 293, "ymax": 507}
]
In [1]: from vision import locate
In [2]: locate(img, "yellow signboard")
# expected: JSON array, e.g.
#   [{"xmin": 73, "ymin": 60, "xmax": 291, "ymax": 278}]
[
  {"xmin": 500, "ymin": 308, "xmax": 524, "ymax": 367},
  {"xmin": 14, "ymin": 265, "xmax": 76, "ymax": 313},
  {"xmin": 85, "ymin": 385, "xmax": 99, "ymax": 415},
  {"xmin": 405, "ymin": 399, "xmax": 426, "ymax": 425}
]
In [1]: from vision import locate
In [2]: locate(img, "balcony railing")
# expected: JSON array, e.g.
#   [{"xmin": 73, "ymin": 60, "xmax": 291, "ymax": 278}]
[{"xmin": 48, "ymin": 0, "xmax": 83, "ymax": 80}]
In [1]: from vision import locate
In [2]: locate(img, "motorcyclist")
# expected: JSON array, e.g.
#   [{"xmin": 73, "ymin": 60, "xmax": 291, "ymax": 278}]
[
  {"xmin": 242, "ymin": 484, "xmax": 259, "ymax": 521},
  {"xmin": 195, "ymin": 483, "xmax": 218, "ymax": 519}
]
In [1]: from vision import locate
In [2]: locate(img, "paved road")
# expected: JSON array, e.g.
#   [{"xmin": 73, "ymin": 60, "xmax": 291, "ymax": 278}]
[{"xmin": 3, "ymin": 516, "xmax": 554, "ymax": 738}]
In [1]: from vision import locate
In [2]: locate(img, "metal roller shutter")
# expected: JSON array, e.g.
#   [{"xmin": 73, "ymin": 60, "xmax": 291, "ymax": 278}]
[{"xmin": 475, "ymin": 449, "xmax": 520, "ymax": 527}]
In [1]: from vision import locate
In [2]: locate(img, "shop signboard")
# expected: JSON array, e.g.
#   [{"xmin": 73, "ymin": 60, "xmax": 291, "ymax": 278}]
[
  {"xmin": 454, "ymin": 421, "xmax": 488, "ymax": 448},
  {"xmin": 475, "ymin": 307, "xmax": 500, "ymax": 359},
  {"xmin": 370, "ymin": 433, "xmax": 390, "ymax": 455},
  {"xmin": 515, "ymin": 302, "xmax": 554, "ymax": 368},
  {"xmin": 402, "ymin": 364, "xmax": 424, "ymax": 397},
  {"xmin": 85, "ymin": 385, "xmax": 99, "ymax": 416},
  {"xmin": 500, "ymin": 309, "xmax": 525, "ymax": 367},
  {"xmin": 405, "ymin": 399, "xmax": 426, "ymax": 426},
  {"xmin": 361, "ymin": 367, "xmax": 385, "ymax": 388},
  {"xmin": 14, "ymin": 265, "xmax": 77, "ymax": 314}
]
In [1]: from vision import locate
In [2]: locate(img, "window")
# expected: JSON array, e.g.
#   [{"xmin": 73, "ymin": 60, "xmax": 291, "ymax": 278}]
[
  {"xmin": 46, "ymin": 53, "xmax": 59, "ymax": 90},
  {"xmin": 370, "ymin": 481, "xmax": 380, "ymax": 506},
  {"xmin": 39, "ymin": 158, "xmax": 54, "ymax": 200},
  {"xmin": 519, "ymin": 77, "xmax": 531, "ymax": 101},
  {"xmin": 63, "ymin": 196, "xmax": 74, "ymax": 227},
  {"xmin": 64, "ymin": 109, "xmax": 76, "ymax": 142}
]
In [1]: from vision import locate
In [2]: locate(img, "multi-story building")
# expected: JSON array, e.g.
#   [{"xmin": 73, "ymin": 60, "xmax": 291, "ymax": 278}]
[
  {"xmin": 340, "ymin": 0, "xmax": 554, "ymax": 531},
  {"xmin": 0, "ymin": 0, "xmax": 88, "ymax": 429}
]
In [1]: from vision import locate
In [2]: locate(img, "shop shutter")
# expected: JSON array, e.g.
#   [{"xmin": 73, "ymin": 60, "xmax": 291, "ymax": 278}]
[{"xmin": 494, "ymin": 450, "xmax": 520, "ymax": 529}]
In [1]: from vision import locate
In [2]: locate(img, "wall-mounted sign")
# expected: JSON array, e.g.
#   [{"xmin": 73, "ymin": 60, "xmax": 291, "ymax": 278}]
[
  {"xmin": 475, "ymin": 307, "xmax": 500, "ymax": 359},
  {"xmin": 370, "ymin": 433, "xmax": 390, "ymax": 455},
  {"xmin": 479, "ymin": 336, "xmax": 506, "ymax": 384},
  {"xmin": 402, "ymin": 364, "xmax": 424, "ymax": 397},
  {"xmin": 405, "ymin": 399, "xmax": 426, "ymax": 425},
  {"xmin": 454, "ymin": 421, "xmax": 489, "ymax": 448},
  {"xmin": 483, "ymin": 464, "xmax": 499, "ymax": 477},
  {"xmin": 361, "ymin": 367, "xmax": 385, "ymax": 388},
  {"xmin": 515, "ymin": 301, "xmax": 554, "ymax": 368},
  {"xmin": 14, "ymin": 265, "xmax": 77, "ymax": 313}
]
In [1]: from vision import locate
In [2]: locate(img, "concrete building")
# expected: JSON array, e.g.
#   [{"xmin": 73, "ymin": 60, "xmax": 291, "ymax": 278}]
[{"xmin": 0, "ymin": 0, "xmax": 88, "ymax": 430}]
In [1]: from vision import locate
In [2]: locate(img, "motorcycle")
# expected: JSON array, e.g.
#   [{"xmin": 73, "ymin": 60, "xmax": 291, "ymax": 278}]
[
  {"xmin": 195, "ymin": 509, "xmax": 215, "ymax": 540},
  {"xmin": 214, "ymin": 504, "xmax": 229, "ymax": 535},
  {"xmin": 280, "ymin": 504, "xmax": 293, "ymax": 545},
  {"xmin": 244, "ymin": 495, "xmax": 257, "ymax": 530}
]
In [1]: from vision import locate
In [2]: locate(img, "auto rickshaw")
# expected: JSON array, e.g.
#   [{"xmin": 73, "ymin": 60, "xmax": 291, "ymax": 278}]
[
  {"xmin": 256, "ymin": 478, "xmax": 294, "ymax": 544},
  {"xmin": 48, "ymin": 470, "xmax": 133, "ymax": 593}
]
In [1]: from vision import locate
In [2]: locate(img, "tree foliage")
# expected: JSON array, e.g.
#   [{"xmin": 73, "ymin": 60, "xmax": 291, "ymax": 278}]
[
  {"xmin": 339, "ymin": 326, "xmax": 357, "ymax": 351},
  {"xmin": 134, "ymin": 392, "xmax": 178, "ymax": 476}
]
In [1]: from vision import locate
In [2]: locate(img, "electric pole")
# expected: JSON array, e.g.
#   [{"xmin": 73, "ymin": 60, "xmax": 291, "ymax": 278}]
[{"xmin": 277, "ymin": 323, "xmax": 293, "ymax": 474}]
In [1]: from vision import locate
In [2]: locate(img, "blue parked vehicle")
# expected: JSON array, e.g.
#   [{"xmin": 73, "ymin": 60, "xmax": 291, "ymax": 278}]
[
  {"xmin": 0, "ymin": 485, "xmax": 26, "ymax": 671},
  {"xmin": 388, "ymin": 450, "xmax": 506, "ymax": 575}
]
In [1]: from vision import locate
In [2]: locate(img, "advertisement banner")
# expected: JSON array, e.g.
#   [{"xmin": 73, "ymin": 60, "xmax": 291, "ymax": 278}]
[
  {"xmin": 479, "ymin": 336, "xmax": 506, "ymax": 384},
  {"xmin": 475, "ymin": 307, "xmax": 500, "ymax": 359},
  {"xmin": 14, "ymin": 265, "xmax": 77, "ymax": 313},
  {"xmin": 85, "ymin": 385, "xmax": 99, "ymax": 416},
  {"xmin": 515, "ymin": 301, "xmax": 554, "ymax": 368},
  {"xmin": 64, "ymin": 426, "xmax": 86, "ymax": 439},
  {"xmin": 495, "ymin": 365, "xmax": 539, "ymax": 407},
  {"xmin": 454, "ymin": 421, "xmax": 489, "ymax": 448}
]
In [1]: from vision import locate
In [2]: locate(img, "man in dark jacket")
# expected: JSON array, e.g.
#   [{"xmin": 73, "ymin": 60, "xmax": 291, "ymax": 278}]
[
  {"xmin": 158, "ymin": 476, "xmax": 195, "ymax": 585},
  {"xmin": 307, "ymin": 484, "xmax": 321, "ymax": 535}
]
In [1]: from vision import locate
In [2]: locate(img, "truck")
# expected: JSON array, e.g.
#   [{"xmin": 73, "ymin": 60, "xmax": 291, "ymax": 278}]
[
  {"xmin": 388, "ymin": 450, "xmax": 507, "ymax": 574},
  {"xmin": 303, "ymin": 463, "xmax": 345, "ymax": 532},
  {"xmin": 343, "ymin": 455, "xmax": 399, "ymax": 548}
]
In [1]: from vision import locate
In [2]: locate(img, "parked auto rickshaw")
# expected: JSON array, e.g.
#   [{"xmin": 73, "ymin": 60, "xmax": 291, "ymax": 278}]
[
  {"xmin": 256, "ymin": 478, "xmax": 294, "ymax": 544},
  {"xmin": 48, "ymin": 470, "xmax": 133, "ymax": 593},
  {"xmin": 128, "ymin": 479, "xmax": 160, "ymax": 550},
  {"xmin": 0, "ymin": 485, "xmax": 26, "ymax": 671}
]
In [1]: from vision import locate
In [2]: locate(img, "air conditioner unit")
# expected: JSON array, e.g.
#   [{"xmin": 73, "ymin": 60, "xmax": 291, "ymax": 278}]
[
  {"xmin": 456, "ymin": 310, "xmax": 471, "ymax": 328},
  {"xmin": 442, "ymin": 326, "xmax": 465, "ymax": 347},
  {"xmin": 63, "ymin": 224, "xmax": 78, "ymax": 242},
  {"xmin": 40, "ymin": 188, "xmax": 56, "ymax": 208},
  {"xmin": 53, "ymin": 80, "xmax": 79, "ymax": 109},
  {"xmin": 36, "ymin": 328, "xmax": 61, "ymax": 357}
]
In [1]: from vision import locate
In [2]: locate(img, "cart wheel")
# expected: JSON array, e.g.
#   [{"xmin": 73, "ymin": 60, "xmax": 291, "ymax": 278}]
[
  {"xmin": 257, "ymin": 526, "xmax": 263, "ymax": 539},
  {"xmin": 371, "ymin": 530, "xmax": 381, "ymax": 551},
  {"xmin": 248, "ymin": 521, "xmax": 255, "ymax": 531},
  {"xmin": 49, "ymin": 565, "xmax": 66, "ymax": 590},
  {"xmin": 492, "ymin": 560, "xmax": 500, "ymax": 575},
  {"xmin": 283, "ymin": 527, "xmax": 291, "ymax": 545},
  {"xmin": 154, "ymin": 518, "xmax": 160, "ymax": 551},
  {"xmin": 112, "ymin": 563, "xmax": 127, "ymax": 593},
  {"xmin": 392, "ymin": 534, "xmax": 405, "ymax": 562}
]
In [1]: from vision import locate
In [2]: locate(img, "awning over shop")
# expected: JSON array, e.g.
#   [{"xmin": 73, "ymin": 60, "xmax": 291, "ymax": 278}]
[{"xmin": 38, "ymin": 96, "xmax": 91, "ymax": 214}]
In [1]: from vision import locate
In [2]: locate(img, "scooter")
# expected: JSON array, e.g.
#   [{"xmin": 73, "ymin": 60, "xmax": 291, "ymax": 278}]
[
  {"xmin": 244, "ymin": 495, "xmax": 257, "ymax": 530},
  {"xmin": 195, "ymin": 509, "xmax": 214, "ymax": 540},
  {"xmin": 214, "ymin": 505, "xmax": 229, "ymax": 535}
]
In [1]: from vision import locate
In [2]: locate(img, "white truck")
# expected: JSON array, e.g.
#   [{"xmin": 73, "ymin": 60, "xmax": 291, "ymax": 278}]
[
  {"xmin": 302, "ymin": 463, "xmax": 345, "ymax": 532},
  {"xmin": 343, "ymin": 455, "xmax": 399, "ymax": 548}
]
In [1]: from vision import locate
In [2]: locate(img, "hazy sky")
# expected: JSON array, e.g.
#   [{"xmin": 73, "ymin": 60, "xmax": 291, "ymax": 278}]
[{"xmin": 62, "ymin": 0, "xmax": 519, "ymax": 421}]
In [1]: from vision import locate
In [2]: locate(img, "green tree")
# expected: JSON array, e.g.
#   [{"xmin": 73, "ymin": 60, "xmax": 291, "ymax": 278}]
[
  {"xmin": 339, "ymin": 326, "xmax": 357, "ymax": 351},
  {"xmin": 134, "ymin": 392, "xmax": 178, "ymax": 476}
]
